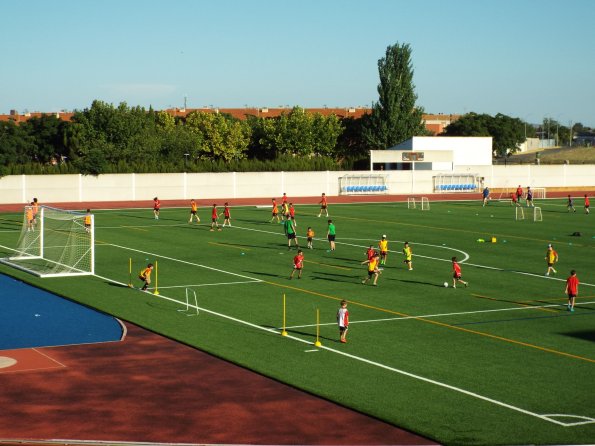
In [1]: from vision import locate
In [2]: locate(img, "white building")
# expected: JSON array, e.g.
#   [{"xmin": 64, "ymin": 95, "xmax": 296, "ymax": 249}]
[{"xmin": 370, "ymin": 136, "xmax": 493, "ymax": 171}]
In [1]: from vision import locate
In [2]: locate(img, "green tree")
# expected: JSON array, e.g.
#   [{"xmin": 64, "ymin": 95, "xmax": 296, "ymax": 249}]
[
  {"xmin": 185, "ymin": 111, "xmax": 251, "ymax": 161},
  {"xmin": 362, "ymin": 42, "xmax": 426, "ymax": 149},
  {"xmin": 443, "ymin": 112, "xmax": 525, "ymax": 156},
  {"xmin": 248, "ymin": 107, "xmax": 343, "ymax": 158}
]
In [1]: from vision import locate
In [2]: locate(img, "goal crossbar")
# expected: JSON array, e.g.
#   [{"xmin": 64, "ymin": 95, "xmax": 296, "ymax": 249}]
[{"xmin": 0, "ymin": 205, "xmax": 95, "ymax": 277}]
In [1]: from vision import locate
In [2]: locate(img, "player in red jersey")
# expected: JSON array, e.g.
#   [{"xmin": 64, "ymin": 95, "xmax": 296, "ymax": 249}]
[
  {"xmin": 153, "ymin": 197, "xmax": 161, "ymax": 220},
  {"xmin": 451, "ymin": 256, "xmax": 468, "ymax": 288},
  {"xmin": 210, "ymin": 204, "xmax": 221, "ymax": 231},
  {"xmin": 516, "ymin": 185, "xmax": 523, "ymax": 202},
  {"xmin": 221, "ymin": 202, "xmax": 231, "ymax": 227},
  {"xmin": 565, "ymin": 270, "xmax": 579, "ymax": 312},
  {"xmin": 317, "ymin": 193, "xmax": 329, "ymax": 217},
  {"xmin": 288, "ymin": 203, "xmax": 296, "ymax": 227},
  {"xmin": 584, "ymin": 194, "xmax": 590, "ymax": 215},
  {"xmin": 366, "ymin": 245, "xmax": 376, "ymax": 261},
  {"xmin": 289, "ymin": 249, "xmax": 304, "ymax": 279}
]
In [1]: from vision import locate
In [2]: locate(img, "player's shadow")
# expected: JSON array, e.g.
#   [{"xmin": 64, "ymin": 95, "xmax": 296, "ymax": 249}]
[
  {"xmin": 311, "ymin": 272, "xmax": 359, "ymax": 283},
  {"xmin": 558, "ymin": 330, "xmax": 595, "ymax": 342},
  {"xmin": 106, "ymin": 281, "xmax": 132, "ymax": 288},
  {"xmin": 393, "ymin": 278, "xmax": 447, "ymax": 288},
  {"xmin": 243, "ymin": 270, "xmax": 280, "ymax": 278},
  {"xmin": 262, "ymin": 325, "xmax": 337, "ymax": 343}
]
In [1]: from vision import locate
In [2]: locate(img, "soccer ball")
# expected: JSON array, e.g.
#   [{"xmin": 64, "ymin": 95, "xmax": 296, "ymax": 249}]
[{"xmin": 443, "ymin": 282, "xmax": 449, "ymax": 288}]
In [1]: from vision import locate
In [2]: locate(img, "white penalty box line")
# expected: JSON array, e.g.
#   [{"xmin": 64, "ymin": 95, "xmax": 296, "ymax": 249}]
[
  {"xmin": 92, "ymin": 271, "xmax": 594, "ymax": 428},
  {"xmin": 283, "ymin": 300, "xmax": 595, "ymax": 331},
  {"xmin": 104, "ymin": 243, "xmax": 263, "ymax": 286}
]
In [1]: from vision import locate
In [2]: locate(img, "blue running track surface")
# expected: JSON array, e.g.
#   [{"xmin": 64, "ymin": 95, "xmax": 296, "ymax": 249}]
[{"xmin": 0, "ymin": 274, "xmax": 123, "ymax": 350}]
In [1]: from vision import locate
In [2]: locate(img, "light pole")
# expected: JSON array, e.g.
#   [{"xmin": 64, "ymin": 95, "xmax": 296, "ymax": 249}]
[{"xmin": 184, "ymin": 153, "xmax": 189, "ymax": 171}]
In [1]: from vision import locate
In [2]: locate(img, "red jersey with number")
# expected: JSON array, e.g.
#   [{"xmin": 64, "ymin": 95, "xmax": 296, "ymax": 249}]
[
  {"xmin": 211, "ymin": 207, "xmax": 218, "ymax": 219},
  {"xmin": 224, "ymin": 206, "xmax": 230, "ymax": 217},
  {"xmin": 289, "ymin": 206, "xmax": 295, "ymax": 217},
  {"xmin": 154, "ymin": 199, "xmax": 160, "ymax": 210},
  {"xmin": 585, "ymin": 197, "xmax": 590, "ymax": 206},
  {"xmin": 566, "ymin": 276, "xmax": 579, "ymax": 295}
]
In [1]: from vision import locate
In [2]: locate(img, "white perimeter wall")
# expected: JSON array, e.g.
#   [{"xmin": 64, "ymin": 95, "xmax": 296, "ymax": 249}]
[{"xmin": 0, "ymin": 165, "xmax": 594, "ymax": 204}]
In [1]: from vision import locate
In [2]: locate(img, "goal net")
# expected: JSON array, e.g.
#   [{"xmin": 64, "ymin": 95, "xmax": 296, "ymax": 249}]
[
  {"xmin": 532, "ymin": 187, "xmax": 546, "ymax": 199},
  {"xmin": 0, "ymin": 206, "xmax": 94, "ymax": 277},
  {"xmin": 407, "ymin": 197, "xmax": 430, "ymax": 210}
]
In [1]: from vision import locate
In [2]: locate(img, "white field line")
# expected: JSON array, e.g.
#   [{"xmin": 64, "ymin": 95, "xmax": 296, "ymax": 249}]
[
  {"xmin": 92, "ymin": 271, "xmax": 594, "ymax": 428},
  {"xmin": 283, "ymin": 300, "xmax": 595, "ymax": 330},
  {"xmin": 153, "ymin": 280, "xmax": 260, "ymax": 289},
  {"xmin": 104, "ymin": 243, "xmax": 262, "ymax": 282}
]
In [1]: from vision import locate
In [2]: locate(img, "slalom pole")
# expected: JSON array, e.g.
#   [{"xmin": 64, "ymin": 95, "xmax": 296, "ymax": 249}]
[
  {"xmin": 281, "ymin": 293, "xmax": 288, "ymax": 336},
  {"xmin": 314, "ymin": 308, "xmax": 322, "ymax": 347},
  {"xmin": 153, "ymin": 260, "xmax": 160, "ymax": 295},
  {"xmin": 128, "ymin": 258, "xmax": 133, "ymax": 288}
]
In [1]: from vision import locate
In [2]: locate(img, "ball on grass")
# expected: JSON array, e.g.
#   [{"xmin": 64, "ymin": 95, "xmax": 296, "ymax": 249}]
[{"xmin": 443, "ymin": 282, "xmax": 449, "ymax": 288}]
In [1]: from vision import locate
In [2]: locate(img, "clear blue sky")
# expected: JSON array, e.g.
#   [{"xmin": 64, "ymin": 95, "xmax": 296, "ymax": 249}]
[{"xmin": 2, "ymin": 0, "xmax": 594, "ymax": 126}]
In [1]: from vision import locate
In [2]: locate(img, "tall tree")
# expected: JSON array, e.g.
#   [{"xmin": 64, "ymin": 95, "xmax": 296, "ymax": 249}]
[{"xmin": 362, "ymin": 43, "xmax": 426, "ymax": 149}]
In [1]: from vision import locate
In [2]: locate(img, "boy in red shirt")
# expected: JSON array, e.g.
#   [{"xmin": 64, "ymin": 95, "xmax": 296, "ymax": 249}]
[
  {"xmin": 565, "ymin": 270, "xmax": 579, "ymax": 312},
  {"xmin": 153, "ymin": 197, "xmax": 161, "ymax": 220},
  {"xmin": 210, "ymin": 204, "xmax": 221, "ymax": 231},
  {"xmin": 289, "ymin": 249, "xmax": 304, "ymax": 279},
  {"xmin": 451, "ymin": 256, "xmax": 468, "ymax": 288},
  {"xmin": 221, "ymin": 202, "xmax": 231, "ymax": 227},
  {"xmin": 585, "ymin": 194, "xmax": 590, "ymax": 215},
  {"xmin": 317, "ymin": 193, "xmax": 329, "ymax": 218},
  {"xmin": 270, "ymin": 198, "xmax": 280, "ymax": 223}
]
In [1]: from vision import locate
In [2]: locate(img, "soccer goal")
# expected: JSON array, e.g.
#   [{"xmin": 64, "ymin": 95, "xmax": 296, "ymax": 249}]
[
  {"xmin": 534, "ymin": 207, "xmax": 543, "ymax": 222},
  {"xmin": 532, "ymin": 187, "xmax": 547, "ymax": 199},
  {"xmin": 0, "ymin": 206, "xmax": 94, "ymax": 277},
  {"xmin": 407, "ymin": 197, "xmax": 430, "ymax": 210},
  {"xmin": 515, "ymin": 207, "xmax": 525, "ymax": 221}
]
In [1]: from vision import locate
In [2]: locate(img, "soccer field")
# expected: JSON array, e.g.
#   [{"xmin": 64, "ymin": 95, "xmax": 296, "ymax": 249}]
[{"xmin": 1, "ymin": 198, "xmax": 594, "ymax": 445}]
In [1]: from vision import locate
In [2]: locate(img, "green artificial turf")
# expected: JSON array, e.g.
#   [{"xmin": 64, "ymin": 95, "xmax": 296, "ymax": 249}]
[{"xmin": 1, "ymin": 197, "xmax": 594, "ymax": 445}]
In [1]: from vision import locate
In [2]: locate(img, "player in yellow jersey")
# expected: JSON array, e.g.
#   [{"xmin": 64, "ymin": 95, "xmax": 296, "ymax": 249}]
[
  {"xmin": 138, "ymin": 263, "xmax": 154, "ymax": 291},
  {"xmin": 361, "ymin": 253, "xmax": 381, "ymax": 286},
  {"xmin": 84, "ymin": 209, "xmax": 92, "ymax": 233},
  {"xmin": 306, "ymin": 226, "xmax": 315, "ymax": 249},
  {"xmin": 189, "ymin": 199, "xmax": 200, "ymax": 223},
  {"xmin": 378, "ymin": 235, "xmax": 388, "ymax": 266},
  {"xmin": 270, "ymin": 198, "xmax": 280, "ymax": 223},
  {"xmin": 403, "ymin": 241, "xmax": 413, "ymax": 270},
  {"xmin": 26, "ymin": 204, "xmax": 34, "ymax": 232},
  {"xmin": 545, "ymin": 244, "xmax": 558, "ymax": 276}
]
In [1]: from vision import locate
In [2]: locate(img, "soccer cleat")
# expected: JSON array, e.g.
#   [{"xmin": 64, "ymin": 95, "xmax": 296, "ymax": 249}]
[
  {"xmin": 465, "ymin": 283, "xmax": 468, "ymax": 287},
  {"xmin": 545, "ymin": 272, "xmax": 549, "ymax": 276},
  {"xmin": 571, "ymin": 307, "xmax": 574, "ymax": 312},
  {"xmin": 340, "ymin": 339, "xmax": 347, "ymax": 343}
]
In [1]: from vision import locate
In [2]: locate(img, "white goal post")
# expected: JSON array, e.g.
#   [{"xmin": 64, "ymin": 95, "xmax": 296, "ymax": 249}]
[
  {"xmin": 532, "ymin": 187, "xmax": 547, "ymax": 199},
  {"xmin": 515, "ymin": 207, "xmax": 525, "ymax": 221},
  {"xmin": 407, "ymin": 197, "xmax": 430, "ymax": 211},
  {"xmin": 0, "ymin": 206, "xmax": 95, "ymax": 277},
  {"xmin": 534, "ymin": 207, "xmax": 543, "ymax": 222}
]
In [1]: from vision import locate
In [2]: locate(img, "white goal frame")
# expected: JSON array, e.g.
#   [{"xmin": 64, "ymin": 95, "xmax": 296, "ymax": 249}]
[
  {"xmin": 532, "ymin": 187, "xmax": 547, "ymax": 199},
  {"xmin": 534, "ymin": 207, "xmax": 543, "ymax": 222},
  {"xmin": 407, "ymin": 197, "xmax": 430, "ymax": 211},
  {"xmin": 0, "ymin": 206, "xmax": 95, "ymax": 277},
  {"xmin": 515, "ymin": 207, "xmax": 525, "ymax": 221}
]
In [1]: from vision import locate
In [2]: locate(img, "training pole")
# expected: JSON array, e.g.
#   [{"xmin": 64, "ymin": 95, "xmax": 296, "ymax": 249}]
[
  {"xmin": 281, "ymin": 293, "xmax": 288, "ymax": 336},
  {"xmin": 128, "ymin": 258, "xmax": 133, "ymax": 287},
  {"xmin": 314, "ymin": 308, "xmax": 322, "ymax": 347},
  {"xmin": 153, "ymin": 260, "xmax": 160, "ymax": 295}
]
